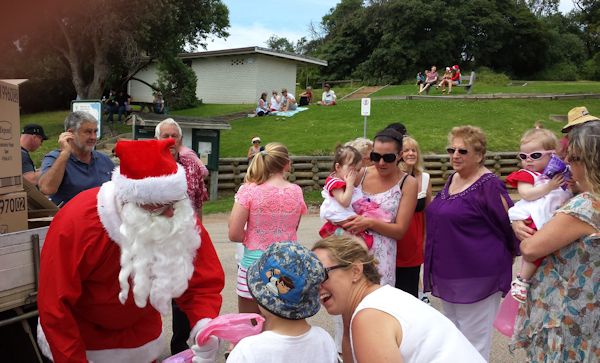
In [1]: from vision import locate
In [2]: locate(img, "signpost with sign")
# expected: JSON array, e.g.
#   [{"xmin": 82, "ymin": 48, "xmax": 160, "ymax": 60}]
[
  {"xmin": 361, "ymin": 98, "xmax": 371, "ymax": 138},
  {"xmin": 71, "ymin": 100, "xmax": 103, "ymax": 138}
]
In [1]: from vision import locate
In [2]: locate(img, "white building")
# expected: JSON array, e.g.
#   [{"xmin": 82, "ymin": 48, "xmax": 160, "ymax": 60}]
[{"xmin": 128, "ymin": 46, "xmax": 327, "ymax": 104}]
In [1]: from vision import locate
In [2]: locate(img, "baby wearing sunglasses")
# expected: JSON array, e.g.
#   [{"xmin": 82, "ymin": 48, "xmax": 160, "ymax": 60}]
[
  {"xmin": 505, "ymin": 127, "xmax": 572, "ymax": 303},
  {"xmin": 319, "ymin": 145, "xmax": 390, "ymax": 249}
]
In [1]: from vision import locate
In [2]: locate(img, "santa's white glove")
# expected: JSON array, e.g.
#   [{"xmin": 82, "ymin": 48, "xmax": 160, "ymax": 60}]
[
  {"xmin": 191, "ymin": 335, "xmax": 219, "ymax": 363},
  {"xmin": 190, "ymin": 318, "xmax": 220, "ymax": 363}
]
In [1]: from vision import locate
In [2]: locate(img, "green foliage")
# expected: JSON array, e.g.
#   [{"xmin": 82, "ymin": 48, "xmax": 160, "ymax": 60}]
[
  {"xmin": 582, "ymin": 52, "xmax": 600, "ymax": 80},
  {"xmin": 473, "ymin": 67, "xmax": 511, "ymax": 85},
  {"xmin": 535, "ymin": 62, "xmax": 578, "ymax": 81},
  {"xmin": 266, "ymin": 36, "xmax": 295, "ymax": 52},
  {"xmin": 155, "ymin": 58, "xmax": 199, "ymax": 110}
]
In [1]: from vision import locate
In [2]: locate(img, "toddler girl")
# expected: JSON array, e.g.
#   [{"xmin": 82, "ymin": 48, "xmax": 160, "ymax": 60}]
[
  {"xmin": 506, "ymin": 127, "xmax": 572, "ymax": 303},
  {"xmin": 319, "ymin": 145, "xmax": 389, "ymax": 249}
]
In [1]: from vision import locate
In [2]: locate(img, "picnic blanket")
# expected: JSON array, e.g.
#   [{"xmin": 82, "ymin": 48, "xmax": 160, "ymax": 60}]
[{"xmin": 272, "ymin": 107, "xmax": 308, "ymax": 117}]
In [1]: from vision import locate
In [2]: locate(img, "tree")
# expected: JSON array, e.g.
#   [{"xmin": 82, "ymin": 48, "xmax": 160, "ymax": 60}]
[
  {"xmin": 266, "ymin": 36, "xmax": 295, "ymax": 52},
  {"xmin": 2, "ymin": 0, "xmax": 229, "ymax": 100}
]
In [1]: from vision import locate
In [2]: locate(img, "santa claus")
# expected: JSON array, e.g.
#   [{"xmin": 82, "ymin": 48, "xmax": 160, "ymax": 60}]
[{"xmin": 37, "ymin": 139, "xmax": 224, "ymax": 363}]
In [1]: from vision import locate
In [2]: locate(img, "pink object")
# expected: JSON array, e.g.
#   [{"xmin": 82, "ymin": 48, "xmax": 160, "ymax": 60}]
[
  {"xmin": 493, "ymin": 296, "xmax": 520, "ymax": 337},
  {"xmin": 163, "ymin": 313, "xmax": 265, "ymax": 363},
  {"xmin": 196, "ymin": 313, "xmax": 265, "ymax": 345},
  {"xmin": 352, "ymin": 197, "xmax": 392, "ymax": 221},
  {"xmin": 162, "ymin": 349, "xmax": 194, "ymax": 363}
]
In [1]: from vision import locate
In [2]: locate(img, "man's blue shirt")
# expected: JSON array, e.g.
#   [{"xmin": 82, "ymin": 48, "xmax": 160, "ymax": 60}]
[{"xmin": 41, "ymin": 150, "xmax": 114, "ymax": 206}]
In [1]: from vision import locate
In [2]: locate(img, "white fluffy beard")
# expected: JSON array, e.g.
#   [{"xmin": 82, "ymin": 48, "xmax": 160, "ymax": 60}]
[{"xmin": 116, "ymin": 199, "xmax": 201, "ymax": 314}]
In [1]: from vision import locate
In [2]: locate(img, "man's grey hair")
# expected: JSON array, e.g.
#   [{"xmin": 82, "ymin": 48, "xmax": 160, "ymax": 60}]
[
  {"xmin": 154, "ymin": 118, "xmax": 182, "ymax": 139},
  {"xmin": 64, "ymin": 111, "xmax": 98, "ymax": 132}
]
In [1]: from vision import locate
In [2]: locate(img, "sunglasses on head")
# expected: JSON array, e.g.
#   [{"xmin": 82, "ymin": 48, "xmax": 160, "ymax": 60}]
[
  {"xmin": 446, "ymin": 147, "xmax": 468, "ymax": 155},
  {"xmin": 370, "ymin": 152, "xmax": 397, "ymax": 163},
  {"xmin": 517, "ymin": 151, "xmax": 553, "ymax": 160}
]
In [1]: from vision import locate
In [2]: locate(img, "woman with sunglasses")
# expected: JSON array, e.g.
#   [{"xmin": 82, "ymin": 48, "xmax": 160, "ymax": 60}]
[
  {"xmin": 341, "ymin": 128, "xmax": 417, "ymax": 286},
  {"xmin": 505, "ymin": 127, "xmax": 571, "ymax": 303},
  {"xmin": 510, "ymin": 122, "xmax": 600, "ymax": 362},
  {"xmin": 312, "ymin": 235, "xmax": 485, "ymax": 363},
  {"xmin": 423, "ymin": 126, "xmax": 517, "ymax": 360}
]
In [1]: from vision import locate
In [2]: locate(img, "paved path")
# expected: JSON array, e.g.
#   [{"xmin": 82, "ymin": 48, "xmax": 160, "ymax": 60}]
[{"xmin": 161, "ymin": 213, "xmax": 525, "ymax": 362}]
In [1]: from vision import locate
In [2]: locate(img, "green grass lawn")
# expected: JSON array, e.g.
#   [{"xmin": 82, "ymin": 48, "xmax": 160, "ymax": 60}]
[
  {"xmin": 372, "ymin": 81, "xmax": 600, "ymax": 97},
  {"xmin": 171, "ymin": 103, "xmax": 254, "ymax": 117},
  {"xmin": 220, "ymin": 98, "xmax": 600, "ymax": 157}
]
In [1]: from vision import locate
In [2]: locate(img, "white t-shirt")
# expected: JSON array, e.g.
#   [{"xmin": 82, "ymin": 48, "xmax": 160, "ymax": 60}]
[
  {"xmin": 322, "ymin": 90, "xmax": 337, "ymax": 104},
  {"xmin": 227, "ymin": 326, "xmax": 338, "ymax": 363},
  {"xmin": 270, "ymin": 96, "xmax": 281, "ymax": 111},
  {"xmin": 320, "ymin": 175, "xmax": 363, "ymax": 222},
  {"xmin": 350, "ymin": 285, "xmax": 485, "ymax": 363}
]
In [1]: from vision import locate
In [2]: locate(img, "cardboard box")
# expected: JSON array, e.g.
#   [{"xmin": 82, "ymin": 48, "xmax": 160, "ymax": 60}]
[
  {"xmin": 0, "ymin": 79, "xmax": 27, "ymax": 194},
  {"xmin": 0, "ymin": 191, "xmax": 28, "ymax": 234}
]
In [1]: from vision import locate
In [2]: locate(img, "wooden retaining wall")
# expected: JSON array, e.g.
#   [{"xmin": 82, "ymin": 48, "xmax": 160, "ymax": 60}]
[{"xmin": 213, "ymin": 152, "xmax": 520, "ymax": 193}]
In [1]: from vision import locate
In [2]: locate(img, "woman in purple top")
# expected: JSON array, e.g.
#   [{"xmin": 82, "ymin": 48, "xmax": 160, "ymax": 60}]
[{"xmin": 423, "ymin": 125, "xmax": 517, "ymax": 361}]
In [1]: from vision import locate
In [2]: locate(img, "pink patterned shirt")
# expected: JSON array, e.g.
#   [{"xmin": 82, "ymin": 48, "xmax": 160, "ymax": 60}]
[
  {"xmin": 178, "ymin": 153, "xmax": 209, "ymax": 211},
  {"xmin": 235, "ymin": 182, "xmax": 307, "ymax": 250}
]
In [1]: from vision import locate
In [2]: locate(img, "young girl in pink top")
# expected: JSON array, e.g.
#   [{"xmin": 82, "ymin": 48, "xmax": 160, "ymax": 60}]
[{"xmin": 228, "ymin": 142, "xmax": 307, "ymax": 314}]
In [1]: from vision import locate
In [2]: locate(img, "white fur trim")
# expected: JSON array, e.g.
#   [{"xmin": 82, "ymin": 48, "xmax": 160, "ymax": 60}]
[
  {"xmin": 111, "ymin": 163, "xmax": 188, "ymax": 204},
  {"xmin": 37, "ymin": 320, "xmax": 54, "ymax": 361},
  {"xmin": 37, "ymin": 320, "xmax": 165, "ymax": 362},
  {"xmin": 97, "ymin": 182, "xmax": 127, "ymax": 246}
]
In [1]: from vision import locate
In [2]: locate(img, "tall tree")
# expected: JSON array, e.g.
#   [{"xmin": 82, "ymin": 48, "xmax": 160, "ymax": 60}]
[{"xmin": 2, "ymin": 0, "xmax": 229, "ymax": 100}]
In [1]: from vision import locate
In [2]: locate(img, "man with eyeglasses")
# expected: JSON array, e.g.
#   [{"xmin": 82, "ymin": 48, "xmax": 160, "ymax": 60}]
[
  {"xmin": 20, "ymin": 123, "xmax": 48, "ymax": 185},
  {"xmin": 37, "ymin": 139, "xmax": 224, "ymax": 363}
]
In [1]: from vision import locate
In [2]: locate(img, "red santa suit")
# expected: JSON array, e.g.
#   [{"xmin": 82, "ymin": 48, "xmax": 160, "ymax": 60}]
[{"xmin": 37, "ymin": 139, "xmax": 225, "ymax": 363}]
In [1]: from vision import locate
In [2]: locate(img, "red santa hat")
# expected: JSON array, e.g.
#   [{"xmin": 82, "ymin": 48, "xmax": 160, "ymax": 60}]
[{"xmin": 112, "ymin": 139, "xmax": 188, "ymax": 204}]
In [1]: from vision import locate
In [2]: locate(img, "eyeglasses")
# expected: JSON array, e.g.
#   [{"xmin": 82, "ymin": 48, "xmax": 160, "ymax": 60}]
[
  {"xmin": 370, "ymin": 152, "xmax": 397, "ymax": 163},
  {"xmin": 253, "ymin": 141, "xmax": 260, "ymax": 144},
  {"xmin": 446, "ymin": 147, "xmax": 468, "ymax": 155},
  {"xmin": 323, "ymin": 264, "xmax": 349, "ymax": 282},
  {"xmin": 517, "ymin": 151, "xmax": 553, "ymax": 160},
  {"xmin": 145, "ymin": 199, "xmax": 184, "ymax": 216}
]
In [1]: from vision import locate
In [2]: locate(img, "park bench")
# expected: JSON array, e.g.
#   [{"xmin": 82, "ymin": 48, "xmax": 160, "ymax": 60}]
[{"xmin": 455, "ymin": 71, "xmax": 476, "ymax": 94}]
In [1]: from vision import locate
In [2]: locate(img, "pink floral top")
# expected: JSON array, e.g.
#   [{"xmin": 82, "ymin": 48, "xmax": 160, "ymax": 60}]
[
  {"xmin": 179, "ymin": 153, "xmax": 209, "ymax": 211},
  {"xmin": 235, "ymin": 182, "xmax": 307, "ymax": 250}
]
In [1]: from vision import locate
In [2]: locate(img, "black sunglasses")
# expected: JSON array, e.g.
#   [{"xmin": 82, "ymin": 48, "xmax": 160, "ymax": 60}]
[
  {"xmin": 323, "ymin": 264, "xmax": 348, "ymax": 281},
  {"xmin": 370, "ymin": 152, "xmax": 397, "ymax": 163},
  {"xmin": 446, "ymin": 147, "xmax": 468, "ymax": 155}
]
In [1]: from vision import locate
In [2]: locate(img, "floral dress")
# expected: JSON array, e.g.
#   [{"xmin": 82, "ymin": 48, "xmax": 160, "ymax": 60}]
[
  {"xmin": 510, "ymin": 192, "xmax": 600, "ymax": 363},
  {"xmin": 357, "ymin": 174, "xmax": 404, "ymax": 286}
]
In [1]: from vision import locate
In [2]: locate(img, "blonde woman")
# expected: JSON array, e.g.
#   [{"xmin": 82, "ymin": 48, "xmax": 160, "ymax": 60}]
[
  {"xmin": 229, "ymin": 143, "xmax": 307, "ymax": 314},
  {"xmin": 313, "ymin": 235, "xmax": 484, "ymax": 363},
  {"xmin": 396, "ymin": 136, "xmax": 432, "ymax": 298}
]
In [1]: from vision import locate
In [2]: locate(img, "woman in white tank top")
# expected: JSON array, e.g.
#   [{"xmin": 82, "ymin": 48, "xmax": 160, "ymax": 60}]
[{"xmin": 312, "ymin": 235, "xmax": 485, "ymax": 363}]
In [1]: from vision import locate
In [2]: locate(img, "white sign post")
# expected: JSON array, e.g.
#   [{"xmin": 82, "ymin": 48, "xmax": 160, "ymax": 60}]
[
  {"xmin": 72, "ymin": 100, "xmax": 103, "ymax": 138},
  {"xmin": 361, "ymin": 98, "xmax": 371, "ymax": 138}
]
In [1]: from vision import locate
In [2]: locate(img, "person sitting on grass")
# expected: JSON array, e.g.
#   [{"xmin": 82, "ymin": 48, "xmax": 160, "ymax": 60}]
[
  {"xmin": 280, "ymin": 88, "xmax": 297, "ymax": 111},
  {"xmin": 318, "ymin": 83, "xmax": 337, "ymax": 106},
  {"xmin": 269, "ymin": 90, "xmax": 281, "ymax": 112},
  {"xmin": 256, "ymin": 92, "xmax": 270, "ymax": 117},
  {"xmin": 226, "ymin": 242, "xmax": 338, "ymax": 363},
  {"xmin": 299, "ymin": 86, "xmax": 313, "ymax": 106}
]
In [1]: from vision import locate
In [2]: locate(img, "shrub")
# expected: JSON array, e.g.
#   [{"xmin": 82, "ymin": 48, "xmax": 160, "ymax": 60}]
[
  {"xmin": 475, "ymin": 67, "xmax": 511, "ymax": 85},
  {"xmin": 536, "ymin": 62, "xmax": 578, "ymax": 81},
  {"xmin": 581, "ymin": 52, "xmax": 600, "ymax": 81}
]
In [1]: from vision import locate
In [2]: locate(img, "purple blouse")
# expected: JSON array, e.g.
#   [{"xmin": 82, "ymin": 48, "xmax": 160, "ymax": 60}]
[{"xmin": 423, "ymin": 172, "xmax": 518, "ymax": 304}]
